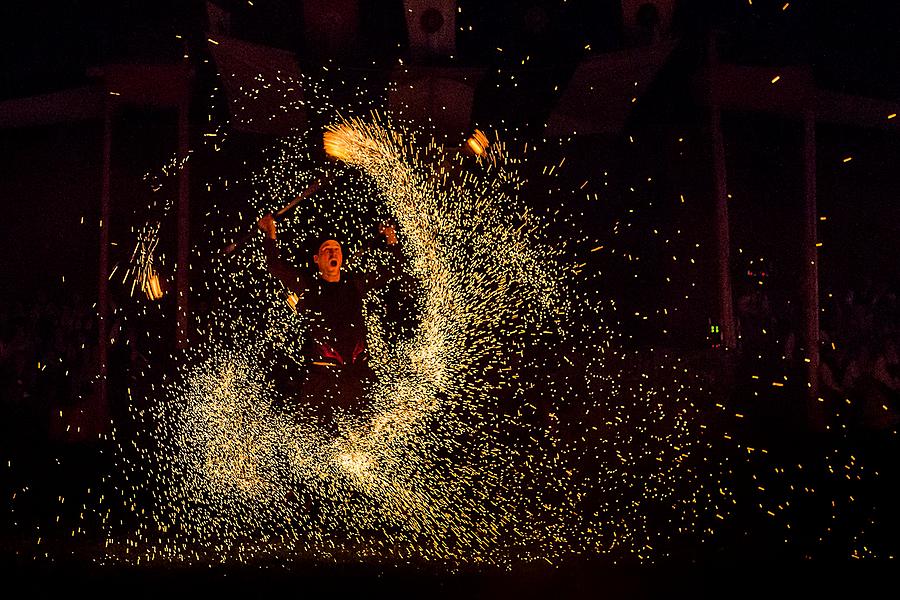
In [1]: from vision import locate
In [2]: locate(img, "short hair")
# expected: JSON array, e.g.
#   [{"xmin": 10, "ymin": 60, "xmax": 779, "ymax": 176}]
[{"xmin": 307, "ymin": 232, "xmax": 342, "ymax": 258}]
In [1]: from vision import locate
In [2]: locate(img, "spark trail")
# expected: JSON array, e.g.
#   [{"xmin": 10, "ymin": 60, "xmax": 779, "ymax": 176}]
[{"xmin": 98, "ymin": 115, "xmax": 723, "ymax": 568}]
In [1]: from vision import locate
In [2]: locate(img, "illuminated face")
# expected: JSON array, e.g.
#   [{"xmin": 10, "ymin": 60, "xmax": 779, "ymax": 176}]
[{"xmin": 314, "ymin": 239, "xmax": 342, "ymax": 280}]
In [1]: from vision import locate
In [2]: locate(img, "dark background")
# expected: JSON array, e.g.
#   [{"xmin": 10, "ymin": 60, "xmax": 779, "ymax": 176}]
[
  {"xmin": 1, "ymin": 0, "xmax": 899, "ymax": 586},
  {"xmin": 1, "ymin": 0, "xmax": 898, "ymax": 329}
]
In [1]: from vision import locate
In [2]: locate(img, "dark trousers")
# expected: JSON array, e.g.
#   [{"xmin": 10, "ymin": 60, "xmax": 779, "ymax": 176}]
[{"xmin": 286, "ymin": 360, "xmax": 373, "ymax": 429}]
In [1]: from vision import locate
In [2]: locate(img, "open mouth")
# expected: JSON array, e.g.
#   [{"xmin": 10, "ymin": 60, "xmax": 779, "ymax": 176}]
[{"xmin": 330, "ymin": 260, "xmax": 338, "ymax": 267}]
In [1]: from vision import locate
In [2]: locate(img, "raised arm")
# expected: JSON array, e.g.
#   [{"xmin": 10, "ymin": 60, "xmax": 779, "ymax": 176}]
[{"xmin": 257, "ymin": 214, "xmax": 310, "ymax": 296}]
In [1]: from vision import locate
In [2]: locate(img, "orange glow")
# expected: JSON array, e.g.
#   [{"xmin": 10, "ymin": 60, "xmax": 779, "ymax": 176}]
[
  {"xmin": 323, "ymin": 127, "xmax": 353, "ymax": 161},
  {"xmin": 322, "ymin": 125, "xmax": 367, "ymax": 161},
  {"xmin": 286, "ymin": 292, "xmax": 299, "ymax": 313},
  {"xmin": 466, "ymin": 129, "xmax": 489, "ymax": 157},
  {"xmin": 144, "ymin": 271, "xmax": 164, "ymax": 301}
]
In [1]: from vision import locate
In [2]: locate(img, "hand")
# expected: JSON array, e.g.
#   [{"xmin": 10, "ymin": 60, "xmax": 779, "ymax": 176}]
[
  {"xmin": 379, "ymin": 222, "xmax": 397, "ymax": 245},
  {"xmin": 257, "ymin": 213, "xmax": 277, "ymax": 239}
]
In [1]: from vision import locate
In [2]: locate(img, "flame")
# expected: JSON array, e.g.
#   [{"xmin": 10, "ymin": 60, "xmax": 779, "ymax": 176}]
[
  {"xmin": 466, "ymin": 129, "xmax": 489, "ymax": 157},
  {"xmin": 323, "ymin": 121, "xmax": 389, "ymax": 165},
  {"xmin": 323, "ymin": 127, "xmax": 354, "ymax": 161},
  {"xmin": 144, "ymin": 271, "xmax": 164, "ymax": 301},
  {"xmin": 285, "ymin": 292, "xmax": 299, "ymax": 313}
]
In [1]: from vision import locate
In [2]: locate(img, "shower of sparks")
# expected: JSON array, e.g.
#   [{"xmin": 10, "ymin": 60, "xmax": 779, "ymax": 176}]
[
  {"xmin": 123, "ymin": 220, "xmax": 163, "ymax": 299},
  {"xmin": 7, "ymin": 6, "xmax": 895, "ymax": 569},
  {"xmin": 119, "ymin": 152, "xmax": 193, "ymax": 299},
  {"xmin": 81, "ymin": 112, "xmax": 731, "ymax": 569}
]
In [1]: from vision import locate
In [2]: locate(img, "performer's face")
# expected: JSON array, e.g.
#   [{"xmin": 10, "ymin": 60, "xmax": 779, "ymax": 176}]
[{"xmin": 314, "ymin": 240, "xmax": 342, "ymax": 280}]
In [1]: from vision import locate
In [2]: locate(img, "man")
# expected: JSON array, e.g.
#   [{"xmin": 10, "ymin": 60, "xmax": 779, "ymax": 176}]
[{"xmin": 257, "ymin": 213, "xmax": 399, "ymax": 418}]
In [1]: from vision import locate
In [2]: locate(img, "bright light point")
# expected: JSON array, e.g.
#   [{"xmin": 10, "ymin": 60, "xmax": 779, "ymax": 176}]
[{"xmin": 465, "ymin": 129, "xmax": 490, "ymax": 157}]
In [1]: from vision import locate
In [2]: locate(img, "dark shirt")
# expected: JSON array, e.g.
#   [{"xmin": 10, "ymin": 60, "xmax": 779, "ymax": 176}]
[{"xmin": 263, "ymin": 237, "xmax": 399, "ymax": 365}]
